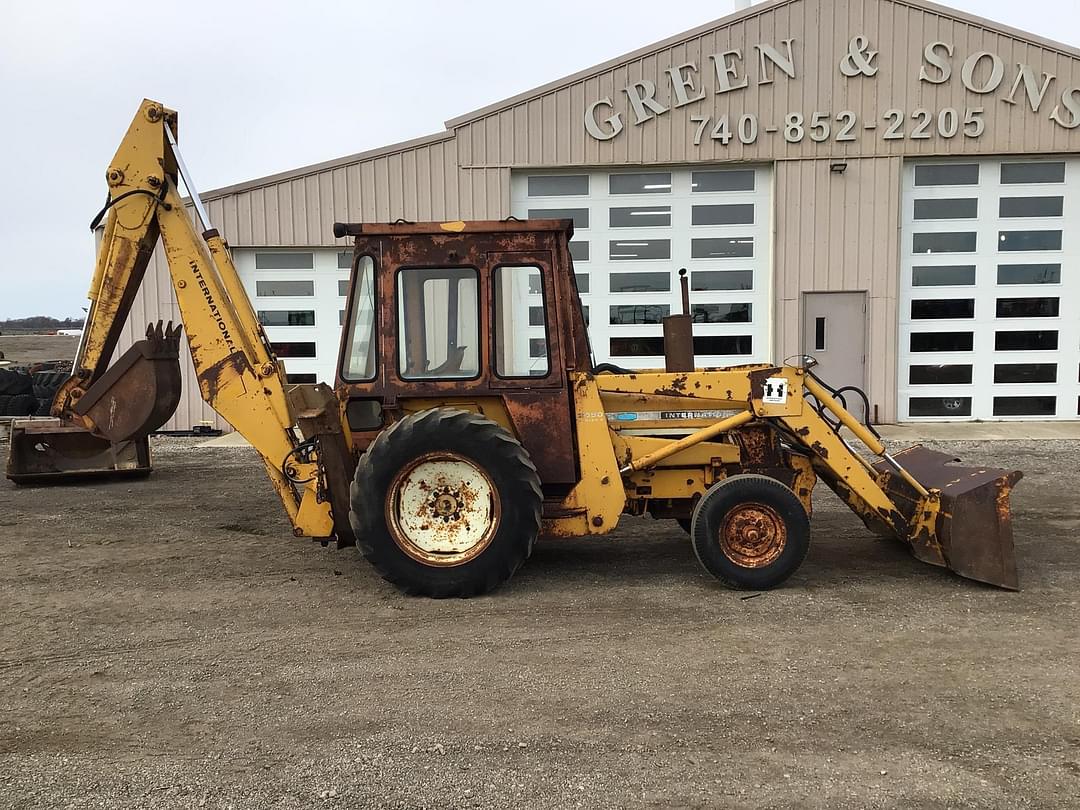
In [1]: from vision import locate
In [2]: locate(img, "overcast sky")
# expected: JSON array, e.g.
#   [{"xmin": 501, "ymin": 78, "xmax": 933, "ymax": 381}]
[{"xmin": 0, "ymin": 0, "xmax": 1076, "ymax": 318}]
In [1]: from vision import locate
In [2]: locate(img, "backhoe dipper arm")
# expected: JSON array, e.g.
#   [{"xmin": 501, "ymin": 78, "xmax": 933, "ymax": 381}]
[{"xmin": 58, "ymin": 99, "xmax": 335, "ymax": 540}]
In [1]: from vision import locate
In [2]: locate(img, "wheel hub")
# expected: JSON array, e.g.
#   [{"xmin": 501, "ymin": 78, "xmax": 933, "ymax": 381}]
[
  {"xmin": 719, "ymin": 502, "xmax": 787, "ymax": 568},
  {"xmin": 387, "ymin": 453, "xmax": 500, "ymax": 567}
]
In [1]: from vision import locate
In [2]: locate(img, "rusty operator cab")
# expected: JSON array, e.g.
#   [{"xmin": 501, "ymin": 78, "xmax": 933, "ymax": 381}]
[{"xmin": 333, "ymin": 219, "xmax": 593, "ymax": 492}]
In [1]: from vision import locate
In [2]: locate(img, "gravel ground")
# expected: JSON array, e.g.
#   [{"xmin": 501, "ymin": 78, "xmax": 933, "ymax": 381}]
[{"xmin": 1, "ymin": 437, "xmax": 1078, "ymax": 809}]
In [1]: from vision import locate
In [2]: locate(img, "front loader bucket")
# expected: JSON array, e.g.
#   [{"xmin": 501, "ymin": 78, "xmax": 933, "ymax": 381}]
[
  {"xmin": 873, "ymin": 446, "xmax": 1023, "ymax": 589},
  {"xmin": 70, "ymin": 321, "xmax": 183, "ymax": 443},
  {"xmin": 6, "ymin": 419, "xmax": 151, "ymax": 485}
]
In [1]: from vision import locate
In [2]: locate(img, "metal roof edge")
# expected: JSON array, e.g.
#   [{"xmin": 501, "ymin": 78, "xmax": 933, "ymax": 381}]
[
  {"xmin": 443, "ymin": 0, "xmax": 793, "ymax": 129},
  {"xmin": 200, "ymin": 129, "xmax": 455, "ymax": 201},
  {"xmin": 897, "ymin": 0, "xmax": 1080, "ymax": 59},
  {"xmin": 443, "ymin": 0, "xmax": 1080, "ymax": 130}
]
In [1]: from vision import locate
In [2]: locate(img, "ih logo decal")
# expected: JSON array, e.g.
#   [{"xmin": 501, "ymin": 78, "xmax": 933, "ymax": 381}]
[{"xmin": 762, "ymin": 377, "xmax": 789, "ymax": 404}]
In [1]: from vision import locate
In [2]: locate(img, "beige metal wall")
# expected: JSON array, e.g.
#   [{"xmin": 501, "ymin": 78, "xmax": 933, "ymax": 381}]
[
  {"xmin": 202, "ymin": 134, "xmax": 508, "ymax": 246},
  {"xmin": 452, "ymin": 0, "xmax": 1080, "ymax": 167},
  {"xmin": 773, "ymin": 156, "xmax": 902, "ymax": 421}
]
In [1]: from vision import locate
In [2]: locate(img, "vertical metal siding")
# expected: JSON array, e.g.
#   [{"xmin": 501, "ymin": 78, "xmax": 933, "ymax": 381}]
[{"xmin": 774, "ymin": 156, "xmax": 902, "ymax": 421}]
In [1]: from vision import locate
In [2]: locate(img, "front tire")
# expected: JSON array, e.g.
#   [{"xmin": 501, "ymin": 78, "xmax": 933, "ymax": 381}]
[
  {"xmin": 349, "ymin": 409, "xmax": 541, "ymax": 598},
  {"xmin": 691, "ymin": 474, "xmax": 810, "ymax": 590}
]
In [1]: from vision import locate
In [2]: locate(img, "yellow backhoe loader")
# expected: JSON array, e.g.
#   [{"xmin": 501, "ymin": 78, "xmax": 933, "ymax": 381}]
[{"xmin": 6, "ymin": 100, "xmax": 1023, "ymax": 596}]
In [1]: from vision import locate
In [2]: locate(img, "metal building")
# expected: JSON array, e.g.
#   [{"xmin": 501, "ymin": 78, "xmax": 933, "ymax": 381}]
[{"xmin": 119, "ymin": 0, "xmax": 1080, "ymax": 431}]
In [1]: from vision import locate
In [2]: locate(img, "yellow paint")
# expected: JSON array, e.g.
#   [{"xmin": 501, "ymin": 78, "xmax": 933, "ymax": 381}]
[
  {"xmin": 69, "ymin": 99, "xmax": 336, "ymax": 541},
  {"xmin": 543, "ymin": 374, "xmax": 626, "ymax": 537},
  {"xmin": 440, "ymin": 220, "xmax": 467, "ymax": 232}
]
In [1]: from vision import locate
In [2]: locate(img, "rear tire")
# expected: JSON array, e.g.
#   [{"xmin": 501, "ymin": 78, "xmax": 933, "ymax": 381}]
[
  {"xmin": 350, "ymin": 409, "xmax": 541, "ymax": 598},
  {"xmin": 691, "ymin": 474, "xmax": 810, "ymax": 590}
]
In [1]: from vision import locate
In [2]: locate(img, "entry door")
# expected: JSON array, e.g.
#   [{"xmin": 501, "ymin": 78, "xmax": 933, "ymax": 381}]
[{"xmin": 803, "ymin": 292, "xmax": 867, "ymax": 420}]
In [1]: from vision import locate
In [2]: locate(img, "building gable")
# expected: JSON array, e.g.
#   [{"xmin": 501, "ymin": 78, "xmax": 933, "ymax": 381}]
[{"xmin": 451, "ymin": 0, "xmax": 1080, "ymax": 168}]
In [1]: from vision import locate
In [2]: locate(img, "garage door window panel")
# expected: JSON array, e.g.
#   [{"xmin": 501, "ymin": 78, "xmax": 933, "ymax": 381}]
[
  {"xmin": 997, "ymin": 264, "xmax": 1061, "ymax": 285},
  {"xmin": 995, "ymin": 330, "xmax": 1058, "ymax": 351},
  {"xmin": 610, "ymin": 304, "xmax": 670, "ymax": 325},
  {"xmin": 994, "ymin": 363, "xmax": 1057, "ymax": 384},
  {"xmin": 692, "ymin": 204, "xmax": 755, "ymax": 226},
  {"xmin": 911, "ymin": 299, "xmax": 975, "ymax": 319},
  {"xmin": 527, "ymin": 208, "xmax": 590, "ymax": 229},
  {"xmin": 258, "ymin": 310, "xmax": 315, "ymax": 326},
  {"xmin": 610, "ymin": 272, "xmax": 670, "ymax": 293},
  {"xmin": 528, "ymin": 175, "xmax": 588, "ymax": 196},
  {"xmin": 611, "ymin": 337, "xmax": 665, "ymax": 356},
  {"xmin": 909, "ymin": 396, "xmax": 972, "ymax": 416},
  {"xmin": 998, "ymin": 231, "xmax": 1062, "ymax": 252},
  {"xmin": 569, "ymin": 242, "xmax": 590, "ymax": 262},
  {"xmin": 910, "ymin": 332, "xmax": 973, "ymax": 352},
  {"xmin": 914, "ymin": 164, "xmax": 979, "ymax": 186},
  {"xmin": 995, "ymin": 298, "xmax": 1059, "ymax": 318},
  {"xmin": 610, "ymin": 207, "xmax": 671, "ymax": 228},
  {"xmin": 913, "ymin": 198, "xmax": 978, "ymax": 219},
  {"xmin": 255, "ymin": 252, "xmax": 314, "ymax": 270},
  {"xmin": 691, "ymin": 270, "xmax": 754, "ymax": 291},
  {"xmin": 692, "ymin": 237, "xmax": 754, "ymax": 259},
  {"xmin": 609, "ymin": 240, "xmax": 670, "ymax": 260},
  {"xmin": 692, "ymin": 303, "xmax": 752, "ymax": 323},
  {"xmin": 273, "ymin": 342, "xmax": 317, "ymax": 358},
  {"xmin": 912, "ymin": 265, "xmax": 976, "ymax": 286},
  {"xmin": 999, "ymin": 196, "xmax": 1063, "ymax": 218},
  {"xmin": 1000, "ymin": 162, "xmax": 1066, "ymax": 184},
  {"xmin": 908, "ymin": 364, "xmax": 973, "ymax": 385},
  {"xmin": 256, "ymin": 280, "xmax": 314, "ymax": 297},
  {"xmin": 913, "ymin": 232, "xmax": 977, "ymax": 254},
  {"xmin": 993, "ymin": 396, "xmax": 1056, "ymax": 416},
  {"xmin": 692, "ymin": 170, "xmax": 755, "ymax": 192},
  {"xmin": 610, "ymin": 173, "xmax": 672, "ymax": 194}
]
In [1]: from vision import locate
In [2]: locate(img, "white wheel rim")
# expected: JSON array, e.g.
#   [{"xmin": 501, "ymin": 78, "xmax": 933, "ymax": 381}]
[{"xmin": 387, "ymin": 452, "xmax": 500, "ymax": 566}]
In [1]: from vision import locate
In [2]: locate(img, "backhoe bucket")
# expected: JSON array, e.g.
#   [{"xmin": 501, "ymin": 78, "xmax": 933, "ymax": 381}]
[
  {"xmin": 71, "ymin": 321, "xmax": 183, "ymax": 443},
  {"xmin": 873, "ymin": 446, "xmax": 1022, "ymax": 589},
  {"xmin": 5, "ymin": 322, "xmax": 180, "ymax": 485}
]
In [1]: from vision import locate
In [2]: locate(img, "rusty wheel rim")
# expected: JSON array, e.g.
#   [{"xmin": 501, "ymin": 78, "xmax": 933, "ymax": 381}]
[
  {"xmin": 718, "ymin": 502, "xmax": 786, "ymax": 568},
  {"xmin": 386, "ymin": 452, "xmax": 501, "ymax": 568}
]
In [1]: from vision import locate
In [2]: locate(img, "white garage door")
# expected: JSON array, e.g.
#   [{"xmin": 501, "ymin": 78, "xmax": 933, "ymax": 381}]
[
  {"xmin": 512, "ymin": 166, "xmax": 772, "ymax": 369},
  {"xmin": 899, "ymin": 158, "xmax": 1080, "ymax": 420}
]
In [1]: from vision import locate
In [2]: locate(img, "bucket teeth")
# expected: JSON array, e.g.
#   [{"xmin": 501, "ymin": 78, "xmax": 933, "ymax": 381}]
[{"xmin": 142, "ymin": 321, "xmax": 183, "ymax": 358}]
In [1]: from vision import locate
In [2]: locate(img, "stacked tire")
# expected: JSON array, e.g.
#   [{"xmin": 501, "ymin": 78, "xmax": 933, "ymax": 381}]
[
  {"xmin": 31, "ymin": 370, "xmax": 67, "ymax": 416},
  {"xmin": 0, "ymin": 369, "xmax": 67, "ymax": 416},
  {"xmin": 0, "ymin": 369, "xmax": 37, "ymax": 416}
]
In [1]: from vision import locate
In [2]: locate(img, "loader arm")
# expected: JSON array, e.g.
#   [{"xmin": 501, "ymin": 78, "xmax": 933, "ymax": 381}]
[
  {"xmin": 40, "ymin": 99, "xmax": 346, "ymax": 541},
  {"xmin": 597, "ymin": 363, "xmax": 1021, "ymax": 589}
]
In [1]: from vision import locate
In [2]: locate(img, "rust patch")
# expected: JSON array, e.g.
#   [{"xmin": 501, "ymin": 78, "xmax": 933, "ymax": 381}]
[{"xmin": 198, "ymin": 351, "xmax": 252, "ymax": 403}]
